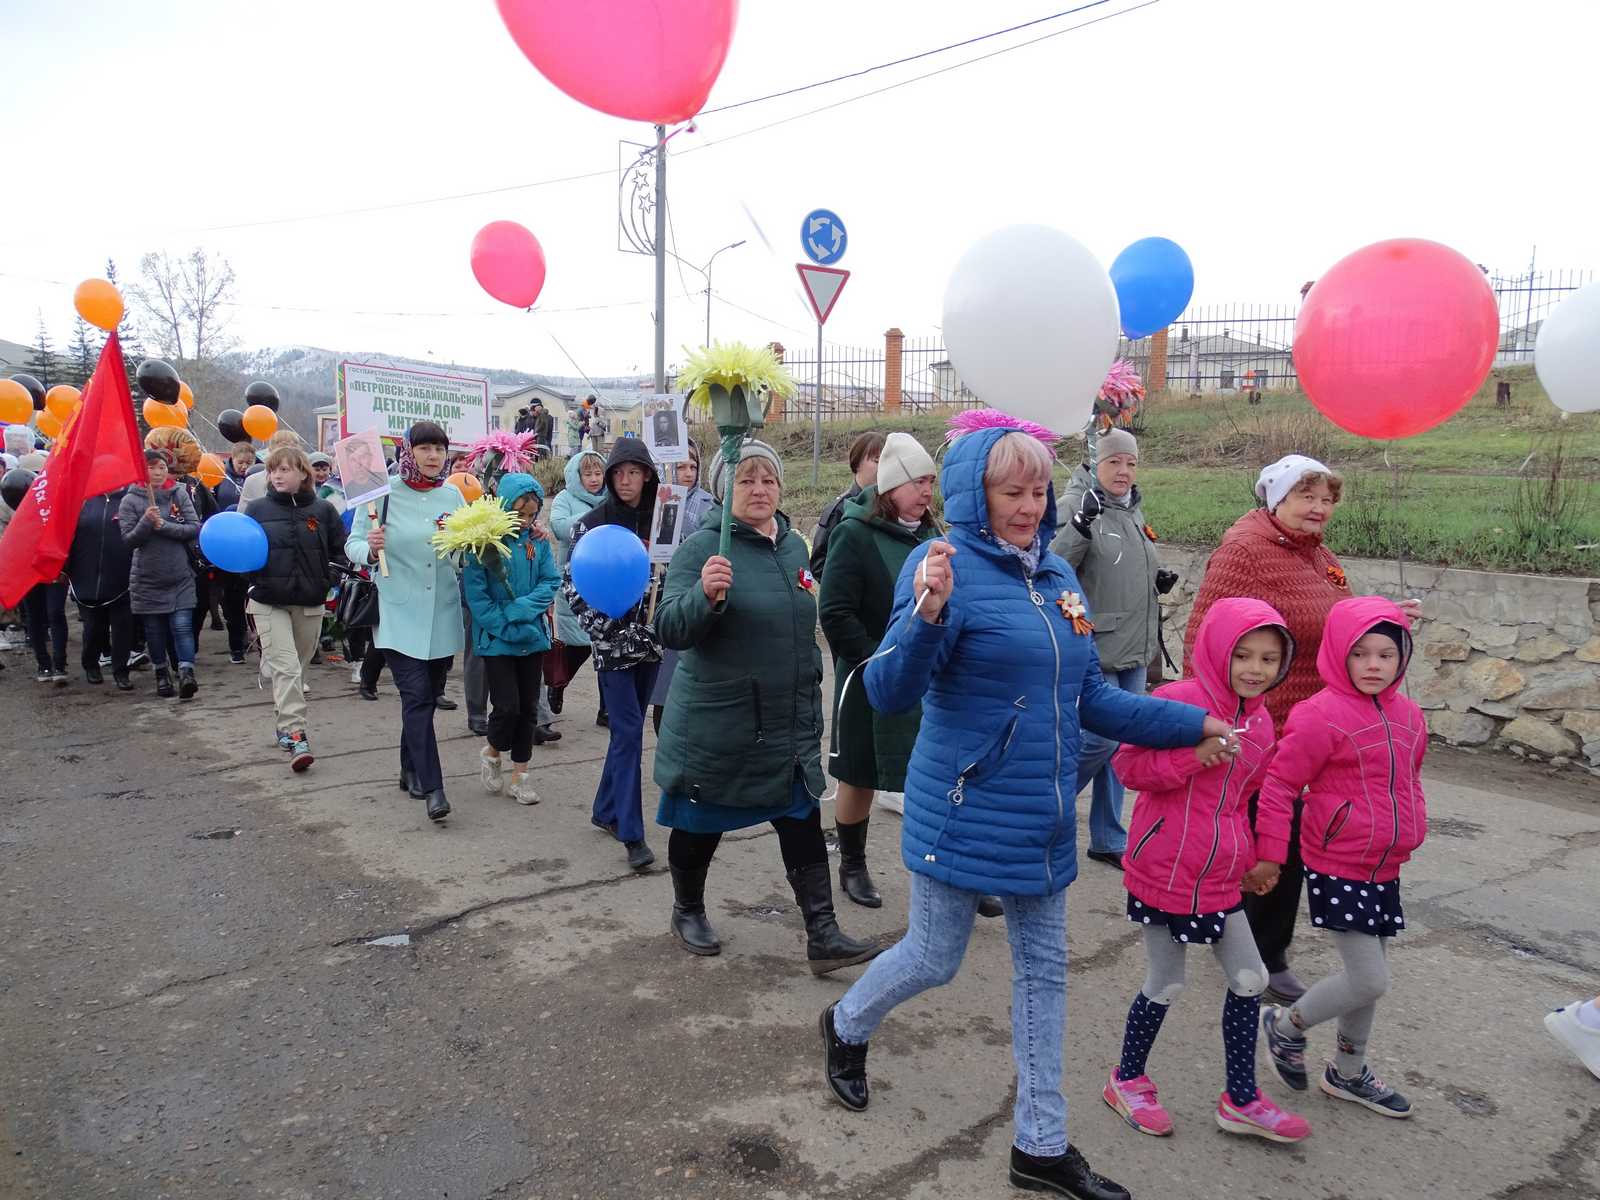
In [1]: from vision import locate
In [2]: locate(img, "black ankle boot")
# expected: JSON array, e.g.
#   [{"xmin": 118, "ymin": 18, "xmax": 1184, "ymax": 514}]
[
  {"xmin": 425, "ymin": 789, "xmax": 450, "ymax": 821},
  {"xmin": 787, "ymin": 862, "xmax": 885, "ymax": 976},
  {"xmin": 819, "ymin": 1002, "xmax": 869, "ymax": 1112},
  {"xmin": 1008, "ymin": 1145, "xmax": 1129, "ymax": 1200},
  {"xmin": 835, "ymin": 817, "xmax": 881, "ymax": 908},
  {"xmin": 155, "ymin": 668, "xmax": 176, "ymax": 698},
  {"xmin": 547, "ymin": 684, "xmax": 564, "ymax": 715},
  {"xmin": 177, "ymin": 666, "xmax": 198, "ymax": 700},
  {"xmin": 669, "ymin": 865, "xmax": 721, "ymax": 955}
]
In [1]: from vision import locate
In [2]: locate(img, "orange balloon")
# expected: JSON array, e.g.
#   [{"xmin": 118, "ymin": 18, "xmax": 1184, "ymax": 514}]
[
  {"xmin": 0, "ymin": 379, "xmax": 30, "ymax": 424},
  {"xmin": 241, "ymin": 404, "xmax": 277, "ymax": 439},
  {"xmin": 74, "ymin": 278, "xmax": 124, "ymax": 332},
  {"xmin": 36, "ymin": 410, "xmax": 63, "ymax": 439},
  {"xmin": 197, "ymin": 452, "xmax": 227, "ymax": 488},
  {"xmin": 143, "ymin": 398, "xmax": 187, "ymax": 428},
  {"xmin": 447, "ymin": 471, "xmax": 484, "ymax": 501},
  {"xmin": 45, "ymin": 385, "xmax": 81, "ymax": 422},
  {"xmin": 177, "ymin": 381, "xmax": 195, "ymax": 409}
]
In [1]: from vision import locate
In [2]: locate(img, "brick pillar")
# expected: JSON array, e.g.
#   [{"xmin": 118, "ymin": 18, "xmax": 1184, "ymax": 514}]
[
  {"xmin": 766, "ymin": 342, "xmax": 787, "ymax": 421},
  {"xmin": 883, "ymin": 327, "xmax": 904, "ymax": 414},
  {"xmin": 1147, "ymin": 328, "xmax": 1169, "ymax": 397}
]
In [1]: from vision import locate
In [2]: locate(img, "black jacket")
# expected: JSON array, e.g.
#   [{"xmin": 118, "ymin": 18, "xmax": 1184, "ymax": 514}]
[
  {"xmin": 562, "ymin": 437, "xmax": 662, "ymax": 671},
  {"xmin": 66, "ymin": 486, "xmax": 135, "ymax": 606},
  {"xmin": 808, "ymin": 481, "xmax": 861, "ymax": 577},
  {"xmin": 243, "ymin": 488, "xmax": 346, "ymax": 608}
]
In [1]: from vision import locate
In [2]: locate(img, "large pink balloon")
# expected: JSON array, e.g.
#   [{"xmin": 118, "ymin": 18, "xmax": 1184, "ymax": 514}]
[
  {"xmin": 496, "ymin": 0, "xmax": 737, "ymax": 125},
  {"xmin": 471, "ymin": 221, "xmax": 547, "ymax": 309},
  {"xmin": 1293, "ymin": 239, "xmax": 1498, "ymax": 440}
]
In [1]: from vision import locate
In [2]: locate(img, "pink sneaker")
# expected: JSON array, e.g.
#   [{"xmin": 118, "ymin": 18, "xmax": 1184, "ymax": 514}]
[
  {"xmin": 1102, "ymin": 1071, "xmax": 1174, "ymax": 1136},
  {"xmin": 1215, "ymin": 1090, "xmax": 1312, "ymax": 1143}
]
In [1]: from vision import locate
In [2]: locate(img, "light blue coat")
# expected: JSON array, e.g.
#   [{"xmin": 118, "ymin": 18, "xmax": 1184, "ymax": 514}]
[
  {"xmin": 549, "ymin": 450, "xmax": 607, "ymax": 646},
  {"xmin": 346, "ymin": 481, "xmax": 466, "ymax": 662}
]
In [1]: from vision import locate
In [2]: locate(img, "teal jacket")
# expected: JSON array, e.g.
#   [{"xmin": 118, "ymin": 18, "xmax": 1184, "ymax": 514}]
[
  {"xmin": 462, "ymin": 473, "xmax": 561, "ymax": 657},
  {"xmin": 550, "ymin": 450, "xmax": 608, "ymax": 646},
  {"xmin": 346, "ymin": 479, "xmax": 466, "ymax": 661},
  {"xmin": 653, "ymin": 507, "xmax": 826, "ymax": 810}
]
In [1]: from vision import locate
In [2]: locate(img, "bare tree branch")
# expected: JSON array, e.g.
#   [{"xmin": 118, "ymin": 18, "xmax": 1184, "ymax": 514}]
[{"xmin": 130, "ymin": 251, "xmax": 186, "ymax": 360}]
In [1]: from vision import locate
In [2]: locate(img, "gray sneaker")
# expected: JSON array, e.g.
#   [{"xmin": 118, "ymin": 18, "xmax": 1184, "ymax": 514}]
[
  {"xmin": 1319, "ymin": 1064, "xmax": 1412, "ymax": 1117},
  {"xmin": 1263, "ymin": 1005, "xmax": 1308, "ymax": 1091}
]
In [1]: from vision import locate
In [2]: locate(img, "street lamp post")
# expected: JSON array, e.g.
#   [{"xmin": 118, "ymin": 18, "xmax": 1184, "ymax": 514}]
[{"xmin": 701, "ymin": 239, "xmax": 746, "ymax": 346}]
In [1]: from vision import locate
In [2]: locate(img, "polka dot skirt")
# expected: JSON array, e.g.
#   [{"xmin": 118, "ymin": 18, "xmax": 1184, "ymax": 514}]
[
  {"xmin": 1126, "ymin": 894, "xmax": 1244, "ymax": 945},
  {"xmin": 1304, "ymin": 869, "xmax": 1405, "ymax": 937}
]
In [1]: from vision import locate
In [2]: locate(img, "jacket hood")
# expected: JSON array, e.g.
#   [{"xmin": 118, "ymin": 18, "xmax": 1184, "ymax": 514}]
[
  {"xmin": 940, "ymin": 427, "xmax": 1058, "ymax": 544},
  {"xmin": 562, "ymin": 450, "xmax": 608, "ymax": 505},
  {"xmin": 1190, "ymin": 596, "xmax": 1295, "ymax": 721},
  {"xmin": 1317, "ymin": 594, "xmax": 1413, "ymax": 700},
  {"xmin": 496, "ymin": 472, "xmax": 543, "ymax": 511}
]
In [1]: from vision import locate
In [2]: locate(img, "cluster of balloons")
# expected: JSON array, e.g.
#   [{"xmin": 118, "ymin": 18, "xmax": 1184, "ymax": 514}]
[
  {"xmin": 570, "ymin": 523, "xmax": 650, "ymax": 618},
  {"xmin": 1294, "ymin": 239, "xmax": 1499, "ymax": 439},
  {"xmin": 1535, "ymin": 281, "xmax": 1600, "ymax": 414},
  {"xmin": 215, "ymin": 382, "xmax": 281, "ymax": 444}
]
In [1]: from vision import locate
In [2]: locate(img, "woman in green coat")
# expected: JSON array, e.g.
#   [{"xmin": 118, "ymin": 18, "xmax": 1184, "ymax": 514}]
[
  {"xmin": 817, "ymin": 432, "xmax": 939, "ymax": 909},
  {"xmin": 653, "ymin": 440, "xmax": 886, "ymax": 975}
]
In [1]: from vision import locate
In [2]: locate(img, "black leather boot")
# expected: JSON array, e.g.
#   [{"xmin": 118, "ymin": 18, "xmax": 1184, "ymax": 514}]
[
  {"xmin": 177, "ymin": 666, "xmax": 198, "ymax": 700},
  {"xmin": 399, "ymin": 768, "xmax": 425, "ymax": 798},
  {"xmin": 787, "ymin": 862, "xmax": 885, "ymax": 976},
  {"xmin": 835, "ymin": 817, "xmax": 881, "ymax": 908},
  {"xmin": 547, "ymin": 684, "xmax": 564, "ymax": 715},
  {"xmin": 669, "ymin": 865, "xmax": 721, "ymax": 955},
  {"xmin": 819, "ymin": 1002, "xmax": 869, "ymax": 1111},
  {"xmin": 155, "ymin": 668, "xmax": 176, "ymax": 698},
  {"xmin": 425, "ymin": 789, "xmax": 451, "ymax": 821}
]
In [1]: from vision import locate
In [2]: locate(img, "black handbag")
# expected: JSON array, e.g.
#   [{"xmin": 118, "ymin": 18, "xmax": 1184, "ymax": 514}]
[{"xmin": 337, "ymin": 497, "xmax": 388, "ymax": 629}]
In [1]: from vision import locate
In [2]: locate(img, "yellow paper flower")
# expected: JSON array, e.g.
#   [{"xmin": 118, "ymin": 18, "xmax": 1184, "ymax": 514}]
[
  {"xmin": 432, "ymin": 496, "xmax": 520, "ymax": 561},
  {"xmin": 675, "ymin": 341, "xmax": 798, "ymax": 416}
]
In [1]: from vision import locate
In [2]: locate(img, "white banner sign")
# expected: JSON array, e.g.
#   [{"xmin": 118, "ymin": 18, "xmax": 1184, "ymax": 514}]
[{"xmin": 338, "ymin": 360, "xmax": 490, "ymax": 446}]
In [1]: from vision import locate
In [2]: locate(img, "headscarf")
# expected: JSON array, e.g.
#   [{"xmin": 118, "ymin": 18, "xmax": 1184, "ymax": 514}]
[{"xmin": 396, "ymin": 438, "xmax": 443, "ymax": 490}]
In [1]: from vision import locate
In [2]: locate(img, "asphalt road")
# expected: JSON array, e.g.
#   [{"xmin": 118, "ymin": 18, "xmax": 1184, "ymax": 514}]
[{"xmin": 2, "ymin": 633, "xmax": 1598, "ymax": 1200}]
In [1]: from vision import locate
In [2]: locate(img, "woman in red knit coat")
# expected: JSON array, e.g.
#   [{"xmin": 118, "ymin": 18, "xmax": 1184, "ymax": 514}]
[{"xmin": 1183, "ymin": 455, "xmax": 1421, "ymax": 1005}]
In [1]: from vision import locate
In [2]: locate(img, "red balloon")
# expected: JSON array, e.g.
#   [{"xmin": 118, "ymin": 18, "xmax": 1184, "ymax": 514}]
[
  {"xmin": 471, "ymin": 221, "xmax": 547, "ymax": 309},
  {"xmin": 1293, "ymin": 239, "xmax": 1498, "ymax": 439},
  {"xmin": 495, "ymin": 0, "xmax": 736, "ymax": 125}
]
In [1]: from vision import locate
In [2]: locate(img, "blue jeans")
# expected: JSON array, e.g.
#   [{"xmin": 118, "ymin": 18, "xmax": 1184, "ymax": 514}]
[
  {"xmin": 1074, "ymin": 664, "xmax": 1147, "ymax": 854},
  {"xmin": 595, "ymin": 663, "xmax": 659, "ymax": 844},
  {"xmin": 834, "ymin": 872, "xmax": 1070, "ymax": 1158},
  {"xmin": 142, "ymin": 609, "xmax": 196, "ymax": 671}
]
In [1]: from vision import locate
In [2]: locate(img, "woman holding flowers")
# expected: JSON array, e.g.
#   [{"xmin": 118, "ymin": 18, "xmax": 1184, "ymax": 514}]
[
  {"xmin": 460, "ymin": 473, "xmax": 561, "ymax": 806},
  {"xmin": 346, "ymin": 421, "xmax": 466, "ymax": 822}
]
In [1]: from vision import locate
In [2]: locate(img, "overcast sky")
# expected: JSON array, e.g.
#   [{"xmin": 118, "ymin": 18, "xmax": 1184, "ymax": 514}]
[{"xmin": 3, "ymin": 0, "xmax": 1595, "ymax": 382}]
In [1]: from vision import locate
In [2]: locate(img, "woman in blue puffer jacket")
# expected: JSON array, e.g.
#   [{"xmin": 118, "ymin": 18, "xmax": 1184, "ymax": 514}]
[
  {"xmin": 819, "ymin": 427, "xmax": 1232, "ymax": 1200},
  {"xmin": 462, "ymin": 473, "xmax": 561, "ymax": 806}
]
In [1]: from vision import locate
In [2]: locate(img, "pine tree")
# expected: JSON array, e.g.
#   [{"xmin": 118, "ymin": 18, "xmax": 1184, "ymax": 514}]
[
  {"xmin": 25, "ymin": 311, "xmax": 58, "ymax": 388},
  {"xmin": 68, "ymin": 317, "xmax": 101, "ymax": 387}
]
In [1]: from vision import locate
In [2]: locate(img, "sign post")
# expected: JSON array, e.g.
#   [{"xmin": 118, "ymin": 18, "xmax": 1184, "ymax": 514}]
[{"xmin": 797, "ymin": 262, "xmax": 850, "ymax": 486}]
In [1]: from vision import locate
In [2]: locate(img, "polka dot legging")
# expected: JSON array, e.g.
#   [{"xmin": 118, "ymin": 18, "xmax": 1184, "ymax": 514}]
[{"xmin": 1116, "ymin": 913, "xmax": 1268, "ymax": 1106}]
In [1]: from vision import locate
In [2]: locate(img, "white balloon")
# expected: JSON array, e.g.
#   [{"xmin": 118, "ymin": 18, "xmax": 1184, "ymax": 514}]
[
  {"xmin": 941, "ymin": 225, "xmax": 1121, "ymax": 432},
  {"xmin": 1535, "ymin": 280, "xmax": 1600, "ymax": 414}
]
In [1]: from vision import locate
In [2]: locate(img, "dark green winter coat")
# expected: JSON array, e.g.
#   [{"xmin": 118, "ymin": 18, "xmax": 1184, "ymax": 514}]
[
  {"xmin": 652, "ymin": 507, "xmax": 826, "ymax": 811},
  {"xmin": 816, "ymin": 487, "xmax": 938, "ymax": 791}
]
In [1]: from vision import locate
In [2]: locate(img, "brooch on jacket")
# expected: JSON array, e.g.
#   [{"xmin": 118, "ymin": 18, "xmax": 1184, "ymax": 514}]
[
  {"xmin": 1326, "ymin": 564, "xmax": 1349, "ymax": 589},
  {"xmin": 1143, "ymin": 523, "xmax": 1158, "ymax": 542},
  {"xmin": 435, "ymin": 513, "xmax": 450, "ymax": 530},
  {"xmin": 1057, "ymin": 590, "xmax": 1093, "ymax": 635},
  {"xmin": 796, "ymin": 567, "xmax": 816, "ymax": 593},
  {"xmin": 305, "ymin": 516, "xmax": 319, "ymax": 533}
]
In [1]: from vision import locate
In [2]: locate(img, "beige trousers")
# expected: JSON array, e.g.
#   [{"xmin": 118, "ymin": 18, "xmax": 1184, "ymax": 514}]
[{"xmin": 249, "ymin": 600, "xmax": 323, "ymax": 735}]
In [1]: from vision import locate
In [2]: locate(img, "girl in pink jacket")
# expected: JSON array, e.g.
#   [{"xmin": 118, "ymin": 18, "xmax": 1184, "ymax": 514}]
[
  {"xmin": 1256, "ymin": 594, "xmax": 1427, "ymax": 1119},
  {"xmin": 1104, "ymin": 598, "xmax": 1311, "ymax": 1144}
]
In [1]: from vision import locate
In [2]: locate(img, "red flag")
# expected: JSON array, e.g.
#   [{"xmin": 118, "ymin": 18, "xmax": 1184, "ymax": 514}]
[{"xmin": 0, "ymin": 332, "xmax": 147, "ymax": 608}]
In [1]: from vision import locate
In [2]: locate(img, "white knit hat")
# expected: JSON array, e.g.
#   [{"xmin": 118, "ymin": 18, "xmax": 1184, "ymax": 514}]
[
  {"xmin": 875, "ymin": 431, "xmax": 937, "ymax": 495},
  {"xmin": 1256, "ymin": 453, "xmax": 1333, "ymax": 512}
]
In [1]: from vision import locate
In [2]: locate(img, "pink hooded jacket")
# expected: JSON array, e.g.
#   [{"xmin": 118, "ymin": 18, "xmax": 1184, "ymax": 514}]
[
  {"xmin": 1116, "ymin": 598, "xmax": 1294, "ymax": 916},
  {"xmin": 1255, "ymin": 595, "xmax": 1428, "ymax": 883}
]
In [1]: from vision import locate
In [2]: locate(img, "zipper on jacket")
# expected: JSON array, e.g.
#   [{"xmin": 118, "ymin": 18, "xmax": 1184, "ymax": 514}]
[
  {"xmin": 750, "ymin": 678, "xmax": 766, "ymax": 745},
  {"xmin": 949, "ymin": 713, "xmax": 1022, "ymax": 804},
  {"xmin": 1021, "ymin": 564, "xmax": 1063, "ymax": 893},
  {"xmin": 1190, "ymin": 698, "xmax": 1243, "ymax": 913},
  {"xmin": 1322, "ymin": 800, "xmax": 1354, "ymax": 848},
  {"xmin": 1129, "ymin": 816, "xmax": 1165, "ymax": 863},
  {"xmin": 1369, "ymin": 697, "xmax": 1401, "ymax": 880}
]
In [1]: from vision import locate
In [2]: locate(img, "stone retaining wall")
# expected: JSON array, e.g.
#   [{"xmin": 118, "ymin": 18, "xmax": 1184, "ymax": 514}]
[{"xmin": 1154, "ymin": 545, "xmax": 1600, "ymax": 772}]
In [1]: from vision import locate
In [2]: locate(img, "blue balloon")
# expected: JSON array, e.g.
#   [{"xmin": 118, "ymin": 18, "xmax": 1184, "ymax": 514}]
[
  {"xmin": 341, "ymin": 507, "xmax": 355, "ymax": 534},
  {"xmin": 570, "ymin": 523, "xmax": 650, "ymax": 618},
  {"xmin": 1109, "ymin": 237, "xmax": 1195, "ymax": 340},
  {"xmin": 200, "ymin": 510, "xmax": 269, "ymax": 573}
]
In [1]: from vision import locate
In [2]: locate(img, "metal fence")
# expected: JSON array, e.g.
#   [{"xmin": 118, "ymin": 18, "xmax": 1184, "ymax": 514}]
[{"xmin": 767, "ymin": 264, "xmax": 1591, "ymax": 417}]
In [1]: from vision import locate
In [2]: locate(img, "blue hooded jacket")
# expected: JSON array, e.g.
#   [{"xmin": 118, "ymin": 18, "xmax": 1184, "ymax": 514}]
[
  {"xmin": 461, "ymin": 473, "xmax": 561, "ymax": 657},
  {"xmin": 863, "ymin": 427, "xmax": 1206, "ymax": 896}
]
